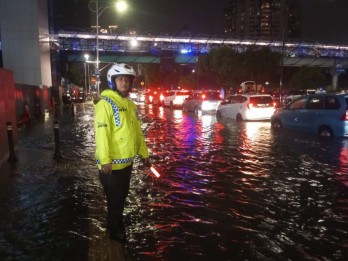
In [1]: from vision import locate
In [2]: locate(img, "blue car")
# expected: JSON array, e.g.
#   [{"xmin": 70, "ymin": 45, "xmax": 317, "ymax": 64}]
[{"xmin": 271, "ymin": 93, "xmax": 348, "ymax": 138}]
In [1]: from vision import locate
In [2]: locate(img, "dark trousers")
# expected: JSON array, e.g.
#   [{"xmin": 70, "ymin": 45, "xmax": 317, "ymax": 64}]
[{"xmin": 99, "ymin": 165, "xmax": 132, "ymax": 236}]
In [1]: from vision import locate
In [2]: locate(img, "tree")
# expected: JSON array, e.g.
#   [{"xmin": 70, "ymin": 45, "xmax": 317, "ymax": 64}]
[
  {"xmin": 142, "ymin": 63, "xmax": 162, "ymax": 87},
  {"xmin": 197, "ymin": 46, "xmax": 281, "ymax": 88},
  {"xmin": 243, "ymin": 46, "xmax": 282, "ymax": 84},
  {"xmin": 63, "ymin": 63, "xmax": 84, "ymax": 87},
  {"xmin": 198, "ymin": 47, "xmax": 243, "ymax": 88},
  {"xmin": 289, "ymin": 67, "xmax": 325, "ymax": 90},
  {"xmin": 178, "ymin": 74, "xmax": 196, "ymax": 89}
]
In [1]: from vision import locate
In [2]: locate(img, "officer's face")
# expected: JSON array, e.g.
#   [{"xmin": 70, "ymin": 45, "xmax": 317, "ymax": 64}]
[{"xmin": 115, "ymin": 76, "xmax": 131, "ymax": 96}]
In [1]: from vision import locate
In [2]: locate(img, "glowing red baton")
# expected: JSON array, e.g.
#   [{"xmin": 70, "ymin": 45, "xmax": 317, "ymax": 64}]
[{"xmin": 150, "ymin": 166, "xmax": 160, "ymax": 178}]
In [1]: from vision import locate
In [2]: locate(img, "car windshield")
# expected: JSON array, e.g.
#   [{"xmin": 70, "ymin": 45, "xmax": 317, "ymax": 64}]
[{"xmin": 250, "ymin": 96, "xmax": 273, "ymax": 105}]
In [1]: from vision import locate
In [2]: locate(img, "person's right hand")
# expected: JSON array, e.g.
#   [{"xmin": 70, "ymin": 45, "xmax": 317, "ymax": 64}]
[{"xmin": 101, "ymin": 163, "xmax": 112, "ymax": 175}]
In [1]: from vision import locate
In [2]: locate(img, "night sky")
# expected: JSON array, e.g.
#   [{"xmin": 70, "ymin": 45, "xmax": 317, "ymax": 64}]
[{"xmin": 53, "ymin": 0, "xmax": 348, "ymax": 45}]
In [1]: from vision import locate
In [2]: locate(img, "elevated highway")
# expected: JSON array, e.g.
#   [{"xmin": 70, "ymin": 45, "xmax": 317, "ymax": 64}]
[{"xmin": 53, "ymin": 31, "xmax": 348, "ymax": 68}]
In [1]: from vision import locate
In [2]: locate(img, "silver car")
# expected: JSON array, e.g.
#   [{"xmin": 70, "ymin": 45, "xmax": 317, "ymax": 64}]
[{"xmin": 182, "ymin": 90, "xmax": 222, "ymax": 114}]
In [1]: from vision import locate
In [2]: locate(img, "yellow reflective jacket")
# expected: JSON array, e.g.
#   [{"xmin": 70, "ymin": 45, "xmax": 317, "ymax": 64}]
[{"xmin": 94, "ymin": 89, "xmax": 149, "ymax": 170}]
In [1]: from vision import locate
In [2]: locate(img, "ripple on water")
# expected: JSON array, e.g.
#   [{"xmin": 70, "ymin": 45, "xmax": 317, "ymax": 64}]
[{"xmin": 1, "ymin": 103, "xmax": 347, "ymax": 261}]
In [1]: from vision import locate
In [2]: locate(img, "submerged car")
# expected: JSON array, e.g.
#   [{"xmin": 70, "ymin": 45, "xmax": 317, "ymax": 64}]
[
  {"xmin": 182, "ymin": 90, "xmax": 222, "ymax": 114},
  {"xmin": 62, "ymin": 93, "xmax": 72, "ymax": 105},
  {"xmin": 216, "ymin": 94, "xmax": 276, "ymax": 121},
  {"xmin": 271, "ymin": 93, "xmax": 348, "ymax": 138},
  {"xmin": 282, "ymin": 89, "xmax": 316, "ymax": 104},
  {"xmin": 162, "ymin": 90, "xmax": 191, "ymax": 108},
  {"xmin": 146, "ymin": 89, "xmax": 164, "ymax": 105}
]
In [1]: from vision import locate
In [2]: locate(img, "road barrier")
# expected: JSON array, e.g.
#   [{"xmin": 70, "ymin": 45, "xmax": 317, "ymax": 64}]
[
  {"xmin": 53, "ymin": 120, "xmax": 62, "ymax": 160},
  {"xmin": 71, "ymin": 103, "xmax": 75, "ymax": 117},
  {"xmin": 6, "ymin": 122, "xmax": 18, "ymax": 163}
]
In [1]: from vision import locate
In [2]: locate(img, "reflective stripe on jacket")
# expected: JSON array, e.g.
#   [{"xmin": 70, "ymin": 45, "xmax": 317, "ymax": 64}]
[{"xmin": 94, "ymin": 89, "xmax": 149, "ymax": 170}]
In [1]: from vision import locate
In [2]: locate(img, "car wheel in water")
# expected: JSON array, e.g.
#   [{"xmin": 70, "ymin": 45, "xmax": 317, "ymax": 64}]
[
  {"xmin": 236, "ymin": 114, "xmax": 243, "ymax": 122},
  {"xmin": 194, "ymin": 107, "xmax": 200, "ymax": 115},
  {"xmin": 318, "ymin": 126, "xmax": 333, "ymax": 139},
  {"xmin": 216, "ymin": 110, "xmax": 222, "ymax": 119},
  {"xmin": 271, "ymin": 119, "xmax": 282, "ymax": 130}
]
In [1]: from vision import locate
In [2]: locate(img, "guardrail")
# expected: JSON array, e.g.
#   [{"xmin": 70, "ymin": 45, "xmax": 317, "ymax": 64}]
[{"xmin": 52, "ymin": 31, "xmax": 348, "ymax": 59}]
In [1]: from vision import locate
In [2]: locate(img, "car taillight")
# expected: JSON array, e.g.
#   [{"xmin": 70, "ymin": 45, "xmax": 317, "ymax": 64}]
[
  {"xmin": 202, "ymin": 94, "xmax": 206, "ymax": 99},
  {"xmin": 340, "ymin": 110, "xmax": 348, "ymax": 121},
  {"xmin": 273, "ymin": 102, "xmax": 277, "ymax": 108},
  {"xmin": 247, "ymin": 103, "xmax": 254, "ymax": 109}
]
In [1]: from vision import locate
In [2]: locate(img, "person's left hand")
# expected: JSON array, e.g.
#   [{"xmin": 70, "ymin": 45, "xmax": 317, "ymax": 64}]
[
  {"xmin": 142, "ymin": 157, "xmax": 151, "ymax": 167},
  {"xmin": 101, "ymin": 163, "xmax": 112, "ymax": 175}
]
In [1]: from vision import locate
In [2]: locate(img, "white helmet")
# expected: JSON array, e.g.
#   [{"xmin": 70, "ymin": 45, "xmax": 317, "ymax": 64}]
[{"xmin": 107, "ymin": 63, "xmax": 136, "ymax": 89}]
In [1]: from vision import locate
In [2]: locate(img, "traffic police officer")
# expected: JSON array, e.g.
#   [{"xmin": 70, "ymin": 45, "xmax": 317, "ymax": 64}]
[{"xmin": 94, "ymin": 63, "xmax": 150, "ymax": 243}]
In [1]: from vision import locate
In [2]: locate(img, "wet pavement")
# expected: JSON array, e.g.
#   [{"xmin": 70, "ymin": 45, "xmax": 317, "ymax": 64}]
[{"xmin": 0, "ymin": 101, "xmax": 347, "ymax": 261}]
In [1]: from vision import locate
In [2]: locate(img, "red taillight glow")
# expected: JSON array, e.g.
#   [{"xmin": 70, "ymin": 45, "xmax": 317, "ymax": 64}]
[
  {"xmin": 340, "ymin": 110, "xmax": 348, "ymax": 121},
  {"xmin": 201, "ymin": 94, "xmax": 206, "ymax": 99},
  {"xmin": 247, "ymin": 103, "xmax": 254, "ymax": 109}
]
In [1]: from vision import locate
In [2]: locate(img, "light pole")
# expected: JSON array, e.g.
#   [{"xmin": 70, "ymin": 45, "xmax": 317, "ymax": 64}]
[
  {"xmin": 279, "ymin": 0, "xmax": 289, "ymax": 101},
  {"xmin": 88, "ymin": 0, "xmax": 128, "ymax": 95},
  {"xmin": 192, "ymin": 69, "xmax": 198, "ymax": 89},
  {"xmin": 84, "ymin": 54, "xmax": 89, "ymax": 95}
]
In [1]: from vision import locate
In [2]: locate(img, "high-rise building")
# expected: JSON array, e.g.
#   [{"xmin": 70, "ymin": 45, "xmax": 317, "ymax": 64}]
[{"xmin": 224, "ymin": 0, "xmax": 301, "ymax": 41}]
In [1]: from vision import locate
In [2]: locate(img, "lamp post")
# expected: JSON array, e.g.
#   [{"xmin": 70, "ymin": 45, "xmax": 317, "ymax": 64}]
[
  {"xmin": 88, "ymin": 0, "xmax": 128, "ymax": 95},
  {"xmin": 279, "ymin": 0, "xmax": 289, "ymax": 102},
  {"xmin": 192, "ymin": 69, "xmax": 199, "ymax": 89},
  {"xmin": 84, "ymin": 54, "xmax": 89, "ymax": 95}
]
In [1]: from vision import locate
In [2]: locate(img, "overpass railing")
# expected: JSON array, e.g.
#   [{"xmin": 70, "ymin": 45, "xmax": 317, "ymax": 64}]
[{"xmin": 51, "ymin": 31, "xmax": 348, "ymax": 59}]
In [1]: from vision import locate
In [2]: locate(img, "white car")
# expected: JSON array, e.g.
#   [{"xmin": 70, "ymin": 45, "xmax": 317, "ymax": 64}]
[
  {"xmin": 129, "ymin": 89, "xmax": 139, "ymax": 100},
  {"xmin": 216, "ymin": 94, "xmax": 276, "ymax": 121},
  {"xmin": 162, "ymin": 90, "xmax": 191, "ymax": 108},
  {"xmin": 182, "ymin": 90, "xmax": 222, "ymax": 114}
]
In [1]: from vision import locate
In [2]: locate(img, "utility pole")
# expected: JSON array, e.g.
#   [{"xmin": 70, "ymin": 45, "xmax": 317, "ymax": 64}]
[{"xmin": 279, "ymin": 0, "xmax": 289, "ymax": 101}]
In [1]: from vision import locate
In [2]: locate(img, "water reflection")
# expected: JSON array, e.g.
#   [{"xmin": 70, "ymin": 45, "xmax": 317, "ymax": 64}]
[
  {"xmin": 335, "ymin": 140, "xmax": 348, "ymax": 186},
  {"xmin": 0, "ymin": 103, "xmax": 346, "ymax": 261},
  {"xmin": 133, "ymin": 106, "xmax": 347, "ymax": 260}
]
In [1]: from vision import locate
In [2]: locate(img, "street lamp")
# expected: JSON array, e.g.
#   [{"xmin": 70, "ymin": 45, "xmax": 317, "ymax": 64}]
[
  {"xmin": 88, "ymin": 0, "xmax": 128, "ymax": 95},
  {"xmin": 279, "ymin": 0, "xmax": 289, "ymax": 100},
  {"xmin": 84, "ymin": 54, "xmax": 89, "ymax": 95},
  {"xmin": 192, "ymin": 69, "xmax": 199, "ymax": 89}
]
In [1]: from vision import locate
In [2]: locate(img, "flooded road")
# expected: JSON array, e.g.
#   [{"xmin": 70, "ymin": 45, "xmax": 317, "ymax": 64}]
[{"xmin": 0, "ymin": 102, "xmax": 347, "ymax": 260}]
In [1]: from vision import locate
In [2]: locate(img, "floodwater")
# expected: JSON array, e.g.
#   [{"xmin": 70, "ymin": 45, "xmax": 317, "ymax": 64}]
[{"xmin": 0, "ymin": 102, "xmax": 347, "ymax": 261}]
